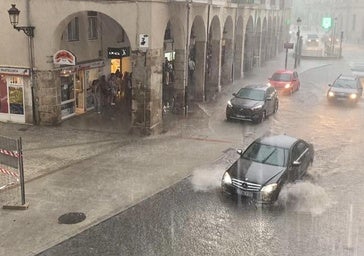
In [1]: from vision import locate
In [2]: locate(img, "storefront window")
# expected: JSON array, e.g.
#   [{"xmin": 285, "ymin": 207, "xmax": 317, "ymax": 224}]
[
  {"xmin": 60, "ymin": 72, "xmax": 76, "ymax": 119},
  {"xmin": 9, "ymin": 87, "xmax": 23, "ymax": 114},
  {"xmin": 61, "ymin": 75, "xmax": 75, "ymax": 102}
]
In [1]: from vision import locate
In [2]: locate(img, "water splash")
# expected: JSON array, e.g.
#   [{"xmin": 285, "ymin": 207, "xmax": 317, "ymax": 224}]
[
  {"xmin": 190, "ymin": 166, "xmax": 225, "ymax": 192},
  {"xmin": 277, "ymin": 181, "xmax": 335, "ymax": 216}
]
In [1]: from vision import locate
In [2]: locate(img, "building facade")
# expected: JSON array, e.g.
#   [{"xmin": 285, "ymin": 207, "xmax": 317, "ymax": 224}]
[{"xmin": 0, "ymin": 0, "xmax": 291, "ymax": 135}]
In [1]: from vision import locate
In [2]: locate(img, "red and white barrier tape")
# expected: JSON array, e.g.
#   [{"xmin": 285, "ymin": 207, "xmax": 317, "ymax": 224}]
[
  {"xmin": 0, "ymin": 148, "xmax": 20, "ymax": 158},
  {"xmin": 0, "ymin": 167, "xmax": 19, "ymax": 178}
]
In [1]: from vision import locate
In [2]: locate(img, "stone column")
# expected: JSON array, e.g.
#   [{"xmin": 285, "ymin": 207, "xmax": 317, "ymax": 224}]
[
  {"xmin": 221, "ymin": 38, "xmax": 233, "ymax": 85},
  {"xmin": 130, "ymin": 49, "xmax": 164, "ymax": 135},
  {"xmin": 36, "ymin": 70, "xmax": 61, "ymax": 125},
  {"xmin": 173, "ymin": 49, "xmax": 187, "ymax": 114},
  {"xmin": 194, "ymin": 40, "xmax": 206, "ymax": 102},
  {"xmin": 234, "ymin": 34, "xmax": 243, "ymax": 80}
]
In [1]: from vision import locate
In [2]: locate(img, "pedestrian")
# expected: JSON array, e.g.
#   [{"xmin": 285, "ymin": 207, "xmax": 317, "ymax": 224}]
[
  {"xmin": 124, "ymin": 72, "xmax": 132, "ymax": 109},
  {"xmin": 91, "ymin": 79, "xmax": 102, "ymax": 114},
  {"xmin": 99, "ymin": 75, "xmax": 110, "ymax": 108}
]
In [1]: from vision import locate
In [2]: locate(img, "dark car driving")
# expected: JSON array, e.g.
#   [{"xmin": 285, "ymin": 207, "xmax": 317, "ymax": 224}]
[
  {"xmin": 327, "ymin": 74, "xmax": 363, "ymax": 104},
  {"xmin": 226, "ymin": 84, "xmax": 279, "ymax": 123},
  {"xmin": 221, "ymin": 134, "xmax": 314, "ymax": 204}
]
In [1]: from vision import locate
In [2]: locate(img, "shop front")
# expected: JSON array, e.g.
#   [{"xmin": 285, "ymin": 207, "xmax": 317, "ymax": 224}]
[
  {"xmin": 58, "ymin": 60, "xmax": 105, "ymax": 120},
  {"xmin": 0, "ymin": 67, "xmax": 30, "ymax": 123}
]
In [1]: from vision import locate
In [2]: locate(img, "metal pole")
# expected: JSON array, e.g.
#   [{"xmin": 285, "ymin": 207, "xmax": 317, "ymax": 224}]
[
  {"xmin": 17, "ymin": 137, "xmax": 26, "ymax": 206},
  {"xmin": 294, "ymin": 26, "xmax": 300, "ymax": 69},
  {"xmin": 285, "ymin": 48, "xmax": 288, "ymax": 70}
]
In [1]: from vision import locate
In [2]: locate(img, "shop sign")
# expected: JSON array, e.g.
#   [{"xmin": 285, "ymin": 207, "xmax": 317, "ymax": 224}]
[
  {"xmin": 53, "ymin": 50, "xmax": 76, "ymax": 66},
  {"xmin": 58, "ymin": 60, "xmax": 105, "ymax": 73},
  {"xmin": 284, "ymin": 43, "xmax": 294, "ymax": 49},
  {"xmin": 107, "ymin": 47, "xmax": 130, "ymax": 59},
  {"xmin": 139, "ymin": 34, "xmax": 149, "ymax": 48},
  {"xmin": 0, "ymin": 67, "xmax": 30, "ymax": 76}
]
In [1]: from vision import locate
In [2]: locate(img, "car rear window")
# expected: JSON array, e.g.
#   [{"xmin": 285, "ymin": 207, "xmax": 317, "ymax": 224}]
[{"xmin": 271, "ymin": 73, "xmax": 291, "ymax": 82}]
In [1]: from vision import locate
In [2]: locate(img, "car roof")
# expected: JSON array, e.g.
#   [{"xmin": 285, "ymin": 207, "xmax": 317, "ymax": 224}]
[
  {"xmin": 243, "ymin": 84, "xmax": 270, "ymax": 91},
  {"xmin": 255, "ymin": 134, "xmax": 299, "ymax": 149}
]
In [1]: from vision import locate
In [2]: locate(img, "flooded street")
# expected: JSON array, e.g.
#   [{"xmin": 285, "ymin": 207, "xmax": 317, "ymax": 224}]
[{"xmin": 38, "ymin": 46, "xmax": 364, "ymax": 256}]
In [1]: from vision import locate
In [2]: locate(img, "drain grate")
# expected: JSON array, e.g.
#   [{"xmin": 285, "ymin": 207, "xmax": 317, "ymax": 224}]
[{"xmin": 58, "ymin": 212, "xmax": 86, "ymax": 224}]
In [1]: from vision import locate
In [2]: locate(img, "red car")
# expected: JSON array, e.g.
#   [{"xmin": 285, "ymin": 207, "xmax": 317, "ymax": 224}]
[{"xmin": 268, "ymin": 70, "xmax": 300, "ymax": 95}]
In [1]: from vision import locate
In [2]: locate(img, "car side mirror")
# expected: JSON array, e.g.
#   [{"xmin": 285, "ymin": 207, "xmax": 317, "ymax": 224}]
[
  {"xmin": 328, "ymin": 84, "xmax": 332, "ymax": 87},
  {"xmin": 237, "ymin": 149, "xmax": 243, "ymax": 155},
  {"xmin": 233, "ymin": 93, "xmax": 237, "ymax": 97}
]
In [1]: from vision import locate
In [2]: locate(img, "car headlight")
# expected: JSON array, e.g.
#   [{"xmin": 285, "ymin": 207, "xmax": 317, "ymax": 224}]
[
  {"xmin": 260, "ymin": 183, "xmax": 278, "ymax": 201},
  {"xmin": 251, "ymin": 105, "xmax": 263, "ymax": 111},
  {"xmin": 222, "ymin": 172, "xmax": 232, "ymax": 185},
  {"xmin": 350, "ymin": 93, "xmax": 357, "ymax": 99},
  {"xmin": 227, "ymin": 100, "xmax": 233, "ymax": 108},
  {"xmin": 328, "ymin": 91, "xmax": 335, "ymax": 97},
  {"xmin": 285, "ymin": 83, "xmax": 291, "ymax": 89}
]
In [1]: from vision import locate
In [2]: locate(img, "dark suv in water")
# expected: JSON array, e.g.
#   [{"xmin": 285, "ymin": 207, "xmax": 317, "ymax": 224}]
[
  {"xmin": 226, "ymin": 84, "xmax": 279, "ymax": 123},
  {"xmin": 327, "ymin": 74, "xmax": 363, "ymax": 104}
]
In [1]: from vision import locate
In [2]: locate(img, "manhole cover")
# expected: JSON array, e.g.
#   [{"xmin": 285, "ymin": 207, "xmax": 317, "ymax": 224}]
[{"xmin": 58, "ymin": 212, "xmax": 86, "ymax": 224}]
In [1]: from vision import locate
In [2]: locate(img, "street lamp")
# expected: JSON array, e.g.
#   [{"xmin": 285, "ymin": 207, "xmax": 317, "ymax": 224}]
[
  {"xmin": 8, "ymin": 4, "xmax": 38, "ymax": 124},
  {"xmin": 294, "ymin": 17, "xmax": 302, "ymax": 69},
  {"xmin": 8, "ymin": 4, "xmax": 35, "ymax": 37}
]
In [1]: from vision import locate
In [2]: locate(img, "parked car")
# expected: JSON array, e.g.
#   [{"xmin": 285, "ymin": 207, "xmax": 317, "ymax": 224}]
[
  {"xmin": 268, "ymin": 70, "xmax": 300, "ymax": 95},
  {"xmin": 327, "ymin": 74, "xmax": 363, "ymax": 104},
  {"xmin": 221, "ymin": 134, "xmax": 314, "ymax": 204},
  {"xmin": 226, "ymin": 84, "xmax": 279, "ymax": 124}
]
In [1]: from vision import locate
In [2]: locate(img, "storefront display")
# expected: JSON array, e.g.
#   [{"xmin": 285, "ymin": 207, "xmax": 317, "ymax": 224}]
[{"xmin": 0, "ymin": 70, "xmax": 27, "ymax": 123}]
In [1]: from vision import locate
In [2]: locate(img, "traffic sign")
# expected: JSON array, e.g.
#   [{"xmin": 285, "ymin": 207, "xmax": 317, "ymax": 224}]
[{"xmin": 322, "ymin": 17, "xmax": 332, "ymax": 29}]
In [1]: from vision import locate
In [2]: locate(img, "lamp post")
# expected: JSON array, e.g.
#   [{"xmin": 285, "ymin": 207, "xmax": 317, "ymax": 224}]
[
  {"xmin": 294, "ymin": 17, "xmax": 302, "ymax": 69},
  {"xmin": 8, "ymin": 4, "xmax": 38, "ymax": 124}
]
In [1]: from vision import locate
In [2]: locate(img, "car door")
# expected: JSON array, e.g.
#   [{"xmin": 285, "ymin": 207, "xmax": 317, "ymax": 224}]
[
  {"xmin": 292, "ymin": 141, "xmax": 310, "ymax": 179},
  {"xmin": 288, "ymin": 141, "xmax": 310, "ymax": 181}
]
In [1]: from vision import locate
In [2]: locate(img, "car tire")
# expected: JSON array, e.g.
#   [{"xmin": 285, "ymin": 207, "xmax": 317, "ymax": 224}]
[
  {"xmin": 226, "ymin": 115, "xmax": 232, "ymax": 121},
  {"xmin": 255, "ymin": 111, "xmax": 266, "ymax": 123},
  {"xmin": 273, "ymin": 100, "xmax": 279, "ymax": 113}
]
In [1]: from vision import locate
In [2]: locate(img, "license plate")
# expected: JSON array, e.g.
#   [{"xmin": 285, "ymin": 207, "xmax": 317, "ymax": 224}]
[
  {"xmin": 237, "ymin": 189, "xmax": 253, "ymax": 198},
  {"xmin": 236, "ymin": 114, "xmax": 246, "ymax": 118}
]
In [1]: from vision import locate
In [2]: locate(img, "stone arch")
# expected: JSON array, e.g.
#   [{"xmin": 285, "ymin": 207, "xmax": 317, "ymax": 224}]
[
  {"xmin": 243, "ymin": 16, "xmax": 254, "ymax": 73},
  {"xmin": 254, "ymin": 17, "xmax": 262, "ymax": 67},
  {"xmin": 234, "ymin": 15, "xmax": 244, "ymax": 80},
  {"xmin": 221, "ymin": 16, "xmax": 234, "ymax": 85},
  {"xmin": 205, "ymin": 15, "xmax": 221, "ymax": 101},
  {"xmin": 189, "ymin": 15, "xmax": 206, "ymax": 102},
  {"xmin": 49, "ymin": 11, "xmax": 133, "ymax": 123}
]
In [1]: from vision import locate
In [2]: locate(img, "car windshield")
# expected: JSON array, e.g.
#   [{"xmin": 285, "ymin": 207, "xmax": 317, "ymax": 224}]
[
  {"xmin": 242, "ymin": 142, "xmax": 288, "ymax": 167},
  {"xmin": 271, "ymin": 73, "xmax": 291, "ymax": 82},
  {"xmin": 332, "ymin": 78, "xmax": 357, "ymax": 89},
  {"xmin": 236, "ymin": 88, "xmax": 265, "ymax": 101}
]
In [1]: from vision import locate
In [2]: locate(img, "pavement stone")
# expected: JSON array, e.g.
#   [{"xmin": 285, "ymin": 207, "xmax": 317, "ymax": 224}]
[{"xmin": 0, "ymin": 52, "xmax": 333, "ymax": 256}]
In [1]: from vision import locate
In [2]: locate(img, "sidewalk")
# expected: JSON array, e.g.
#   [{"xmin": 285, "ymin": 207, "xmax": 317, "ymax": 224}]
[{"xmin": 0, "ymin": 52, "xmax": 332, "ymax": 256}]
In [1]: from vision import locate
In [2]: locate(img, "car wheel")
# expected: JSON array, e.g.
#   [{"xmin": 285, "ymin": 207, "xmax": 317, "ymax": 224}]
[
  {"xmin": 226, "ymin": 115, "xmax": 232, "ymax": 121},
  {"xmin": 256, "ymin": 111, "xmax": 266, "ymax": 123},
  {"xmin": 273, "ymin": 100, "xmax": 279, "ymax": 113}
]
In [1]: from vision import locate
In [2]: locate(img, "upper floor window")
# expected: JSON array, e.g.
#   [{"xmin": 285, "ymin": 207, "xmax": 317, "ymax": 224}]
[
  {"xmin": 68, "ymin": 17, "xmax": 79, "ymax": 41},
  {"xmin": 88, "ymin": 11, "xmax": 98, "ymax": 40}
]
